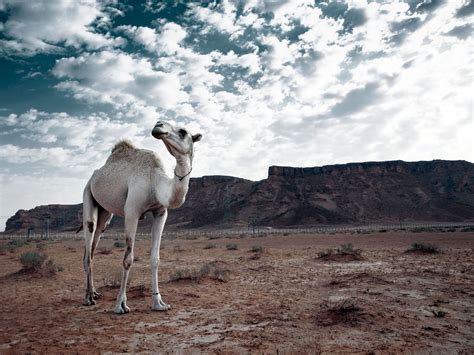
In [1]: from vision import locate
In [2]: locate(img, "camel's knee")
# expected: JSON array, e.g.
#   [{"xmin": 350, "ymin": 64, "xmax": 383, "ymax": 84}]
[
  {"xmin": 151, "ymin": 257, "xmax": 160, "ymax": 269},
  {"xmin": 123, "ymin": 246, "xmax": 134, "ymax": 270},
  {"xmin": 87, "ymin": 221, "xmax": 95, "ymax": 233}
]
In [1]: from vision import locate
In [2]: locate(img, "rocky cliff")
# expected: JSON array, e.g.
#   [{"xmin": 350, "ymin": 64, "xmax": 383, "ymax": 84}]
[{"xmin": 4, "ymin": 160, "xmax": 474, "ymax": 233}]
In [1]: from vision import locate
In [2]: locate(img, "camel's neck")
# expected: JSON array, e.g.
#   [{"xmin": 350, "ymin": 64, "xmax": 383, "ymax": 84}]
[{"xmin": 167, "ymin": 156, "xmax": 192, "ymax": 208}]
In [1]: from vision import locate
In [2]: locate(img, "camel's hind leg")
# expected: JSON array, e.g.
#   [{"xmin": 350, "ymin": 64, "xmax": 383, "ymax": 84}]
[
  {"xmin": 89, "ymin": 207, "xmax": 113, "ymax": 300},
  {"xmin": 83, "ymin": 181, "xmax": 98, "ymax": 306},
  {"xmin": 114, "ymin": 208, "xmax": 139, "ymax": 314}
]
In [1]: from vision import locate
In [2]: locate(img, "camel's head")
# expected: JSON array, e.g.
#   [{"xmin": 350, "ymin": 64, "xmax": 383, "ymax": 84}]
[{"xmin": 151, "ymin": 120, "xmax": 202, "ymax": 160}]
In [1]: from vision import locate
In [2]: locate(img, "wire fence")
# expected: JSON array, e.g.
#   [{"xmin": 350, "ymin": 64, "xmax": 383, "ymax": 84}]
[{"xmin": 1, "ymin": 221, "xmax": 473, "ymax": 241}]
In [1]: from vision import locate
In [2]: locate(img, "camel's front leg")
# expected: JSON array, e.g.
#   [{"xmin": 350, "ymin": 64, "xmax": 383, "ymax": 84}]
[
  {"xmin": 114, "ymin": 212, "xmax": 138, "ymax": 314},
  {"xmin": 151, "ymin": 209, "xmax": 170, "ymax": 311}
]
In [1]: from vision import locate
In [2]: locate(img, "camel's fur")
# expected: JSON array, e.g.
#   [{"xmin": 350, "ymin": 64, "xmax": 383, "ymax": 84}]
[{"xmin": 82, "ymin": 121, "xmax": 202, "ymax": 313}]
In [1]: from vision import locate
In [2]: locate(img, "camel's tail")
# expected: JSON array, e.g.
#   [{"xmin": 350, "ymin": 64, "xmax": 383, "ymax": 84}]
[{"xmin": 76, "ymin": 225, "xmax": 83, "ymax": 233}]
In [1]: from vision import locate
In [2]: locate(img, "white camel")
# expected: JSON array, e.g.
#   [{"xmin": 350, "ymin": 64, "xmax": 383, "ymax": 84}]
[{"xmin": 82, "ymin": 120, "xmax": 202, "ymax": 314}]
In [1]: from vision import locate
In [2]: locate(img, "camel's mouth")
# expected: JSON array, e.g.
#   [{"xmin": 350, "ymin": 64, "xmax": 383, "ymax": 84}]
[{"xmin": 151, "ymin": 127, "xmax": 169, "ymax": 139}]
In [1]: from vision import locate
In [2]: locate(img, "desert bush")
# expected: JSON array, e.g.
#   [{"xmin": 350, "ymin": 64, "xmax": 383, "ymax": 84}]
[
  {"xmin": 317, "ymin": 249, "xmax": 334, "ymax": 258},
  {"xmin": 19, "ymin": 252, "xmax": 63, "ymax": 276},
  {"xmin": 42, "ymin": 259, "xmax": 63, "ymax": 276},
  {"xmin": 406, "ymin": 242, "xmax": 439, "ymax": 254},
  {"xmin": 250, "ymin": 245, "xmax": 263, "ymax": 253},
  {"xmin": 317, "ymin": 243, "xmax": 363, "ymax": 261},
  {"xmin": 212, "ymin": 266, "xmax": 230, "ymax": 282},
  {"xmin": 461, "ymin": 226, "xmax": 474, "ymax": 232},
  {"xmin": 0, "ymin": 244, "xmax": 15, "ymax": 254},
  {"xmin": 337, "ymin": 243, "xmax": 361, "ymax": 256},
  {"xmin": 226, "ymin": 243, "xmax": 238, "ymax": 250},
  {"xmin": 316, "ymin": 299, "xmax": 365, "ymax": 326},
  {"xmin": 431, "ymin": 308, "xmax": 446, "ymax": 318},
  {"xmin": 203, "ymin": 243, "xmax": 216, "ymax": 249},
  {"xmin": 36, "ymin": 243, "xmax": 46, "ymax": 250},
  {"xmin": 113, "ymin": 241, "xmax": 125, "ymax": 248},
  {"xmin": 103, "ymin": 268, "xmax": 123, "ymax": 288},
  {"xmin": 379, "ymin": 229, "xmax": 387, "ymax": 233},
  {"xmin": 9, "ymin": 239, "xmax": 26, "ymax": 248},
  {"xmin": 169, "ymin": 262, "xmax": 229, "ymax": 283},
  {"xmin": 208, "ymin": 235, "xmax": 221, "ymax": 240},
  {"xmin": 20, "ymin": 251, "xmax": 47, "ymax": 272}
]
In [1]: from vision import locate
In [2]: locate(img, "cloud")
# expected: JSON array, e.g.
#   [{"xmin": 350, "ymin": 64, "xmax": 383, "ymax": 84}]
[
  {"xmin": 0, "ymin": 108, "xmax": 145, "ymax": 172},
  {"xmin": 444, "ymin": 24, "xmax": 472, "ymax": 39},
  {"xmin": 330, "ymin": 82, "xmax": 381, "ymax": 118},
  {"xmin": 455, "ymin": 0, "xmax": 474, "ymax": 17},
  {"xmin": 0, "ymin": 0, "xmax": 123, "ymax": 56},
  {"xmin": 53, "ymin": 50, "xmax": 189, "ymax": 111},
  {"xmin": 119, "ymin": 22, "xmax": 187, "ymax": 54}
]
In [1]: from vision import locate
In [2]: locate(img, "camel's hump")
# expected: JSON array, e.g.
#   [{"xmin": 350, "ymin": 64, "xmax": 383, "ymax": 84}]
[
  {"xmin": 108, "ymin": 139, "xmax": 163, "ymax": 169},
  {"xmin": 111, "ymin": 140, "xmax": 136, "ymax": 154}
]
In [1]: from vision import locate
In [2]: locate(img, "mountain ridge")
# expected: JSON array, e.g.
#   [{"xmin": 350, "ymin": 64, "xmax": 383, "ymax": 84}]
[{"xmin": 4, "ymin": 159, "xmax": 474, "ymax": 233}]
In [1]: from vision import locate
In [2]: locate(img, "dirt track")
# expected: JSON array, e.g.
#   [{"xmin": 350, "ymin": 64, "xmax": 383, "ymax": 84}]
[{"xmin": 1, "ymin": 231, "xmax": 473, "ymax": 353}]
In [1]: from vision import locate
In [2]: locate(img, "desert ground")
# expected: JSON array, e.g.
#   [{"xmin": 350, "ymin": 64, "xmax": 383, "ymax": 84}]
[{"xmin": 0, "ymin": 229, "xmax": 473, "ymax": 353}]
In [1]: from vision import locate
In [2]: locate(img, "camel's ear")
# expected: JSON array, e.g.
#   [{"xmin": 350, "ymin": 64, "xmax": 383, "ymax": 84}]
[{"xmin": 192, "ymin": 133, "xmax": 202, "ymax": 143}]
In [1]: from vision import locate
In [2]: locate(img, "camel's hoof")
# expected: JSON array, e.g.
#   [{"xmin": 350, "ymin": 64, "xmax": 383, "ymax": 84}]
[
  {"xmin": 152, "ymin": 303, "xmax": 171, "ymax": 311},
  {"xmin": 114, "ymin": 301, "xmax": 130, "ymax": 314},
  {"xmin": 152, "ymin": 298, "xmax": 171, "ymax": 311},
  {"xmin": 83, "ymin": 297, "xmax": 96, "ymax": 306},
  {"xmin": 93, "ymin": 290, "xmax": 102, "ymax": 300}
]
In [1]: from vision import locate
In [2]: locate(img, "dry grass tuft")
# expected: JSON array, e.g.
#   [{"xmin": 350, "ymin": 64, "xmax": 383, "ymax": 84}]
[
  {"xmin": 168, "ymin": 262, "xmax": 230, "ymax": 283},
  {"xmin": 405, "ymin": 242, "xmax": 439, "ymax": 254},
  {"xmin": 317, "ymin": 243, "xmax": 363, "ymax": 262},
  {"xmin": 315, "ymin": 299, "xmax": 366, "ymax": 326}
]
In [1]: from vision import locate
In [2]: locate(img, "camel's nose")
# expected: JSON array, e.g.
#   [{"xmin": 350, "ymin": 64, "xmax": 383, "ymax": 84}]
[{"xmin": 152, "ymin": 121, "xmax": 168, "ymax": 139}]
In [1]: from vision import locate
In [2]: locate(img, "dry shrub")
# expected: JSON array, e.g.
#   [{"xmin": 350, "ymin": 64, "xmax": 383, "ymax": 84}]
[
  {"xmin": 19, "ymin": 251, "xmax": 62, "ymax": 276},
  {"xmin": 431, "ymin": 308, "xmax": 447, "ymax": 318},
  {"xmin": 168, "ymin": 262, "xmax": 229, "ymax": 283},
  {"xmin": 103, "ymin": 268, "xmax": 123, "ymax": 288},
  {"xmin": 1, "ymin": 239, "xmax": 26, "ymax": 254},
  {"xmin": 113, "ymin": 241, "xmax": 125, "ymax": 248},
  {"xmin": 20, "ymin": 251, "xmax": 47, "ymax": 272},
  {"xmin": 0, "ymin": 244, "xmax": 14, "ymax": 255},
  {"xmin": 315, "ymin": 299, "xmax": 366, "ymax": 326},
  {"xmin": 405, "ymin": 242, "xmax": 439, "ymax": 254},
  {"xmin": 203, "ymin": 243, "xmax": 216, "ymax": 249},
  {"xmin": 250, "ymin": 245, "xmax": 263, "ymax": 253},
  {"xmin": 226, "ymin": 243, "xmax": 238, "ymax": 250},
  {"xmin": 318, "ymin": 243, "xmax": 363, "ymax": 262}
]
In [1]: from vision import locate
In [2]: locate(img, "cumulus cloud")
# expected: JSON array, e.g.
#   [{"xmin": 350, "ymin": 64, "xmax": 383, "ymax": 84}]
[
  {"xmin": 119, "ymin": 22, "xmax": 187, "ymax": 54},
  {"xmin": 53, "ymin": 50, "xmax": 188, "ymax": 111},
  {"xmin": 0, "ymin": 108, "xmax": 147, "ymax": 176},
  {"xmin": 0, "ymin": 0, "xmax": 123, "ymax": 56}
]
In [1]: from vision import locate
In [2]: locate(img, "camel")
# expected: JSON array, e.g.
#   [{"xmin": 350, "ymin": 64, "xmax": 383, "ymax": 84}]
[{"xmin": 82, "ymin": 120, "xmax": 202, "ymax": 314}]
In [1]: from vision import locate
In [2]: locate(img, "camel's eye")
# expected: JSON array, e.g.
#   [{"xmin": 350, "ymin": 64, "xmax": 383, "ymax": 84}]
[{"xmin": 179, "ymin": 129, "xmax": 187, "ymax": 138}]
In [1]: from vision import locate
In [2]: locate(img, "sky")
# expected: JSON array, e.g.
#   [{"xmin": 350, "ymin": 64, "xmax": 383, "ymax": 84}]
[{"xmin": 0, "ymin": 0, "xmax": 473, "ymax": 231}]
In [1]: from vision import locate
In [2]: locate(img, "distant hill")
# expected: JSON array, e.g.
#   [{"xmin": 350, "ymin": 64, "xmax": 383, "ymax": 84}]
[{"xmin": 4, "ymin": 160, "xmax": 474, "ymax": 233}]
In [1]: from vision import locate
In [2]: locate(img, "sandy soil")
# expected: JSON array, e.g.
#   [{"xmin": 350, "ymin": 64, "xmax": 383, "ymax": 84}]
[{"xmin": 0, "ymin": 231, "xmax": 473, "ymax": 353}]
